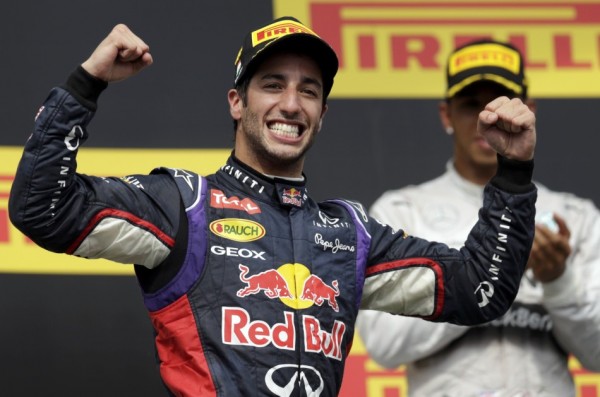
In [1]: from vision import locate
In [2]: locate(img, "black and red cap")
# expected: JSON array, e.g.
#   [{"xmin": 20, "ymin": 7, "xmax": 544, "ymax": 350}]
[
  {"xmin": 233, "ymin": 16, "xmax": 339, "ymax": 98},
  {"xmin": 446, "ymin": 39, "xmax": 528, "ymax": 99}
]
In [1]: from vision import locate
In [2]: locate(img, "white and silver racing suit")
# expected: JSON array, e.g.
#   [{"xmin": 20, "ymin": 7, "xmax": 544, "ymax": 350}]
[{"xmin": 357, "ymin": 161, "xmax": 600, "ymax": 397}]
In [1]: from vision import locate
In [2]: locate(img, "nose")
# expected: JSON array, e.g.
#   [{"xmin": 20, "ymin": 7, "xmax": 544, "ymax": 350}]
[{"xmin": 278, "ymin": 87, "xmax": 301, "ymax": 115}]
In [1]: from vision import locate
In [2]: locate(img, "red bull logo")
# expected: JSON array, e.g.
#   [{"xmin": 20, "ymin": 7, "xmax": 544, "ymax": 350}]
[
  {"xmin": 222, "ymin": 307, "xmax": 346, "ymax": 360},
  {"xmin": 281, "ymin": 187, "xmax": 303, "ymax": 207},
  {"xmin": 301, "ymin": 275, "xmax": 340, "ymax": 312},
  {"xmin": 237, "ymin": 264, "xmax": 293, "ymax": 299},
  {"xmin": 229, "ymin": 263, "xmax": 345, "ymax": 360},
  {"xmin": 236, "ymin": 263, "xmax": 339, "ymax": 312},
  {"xmin": 283, "ymin": 188, "xmax": 301, "ymax": 197}
]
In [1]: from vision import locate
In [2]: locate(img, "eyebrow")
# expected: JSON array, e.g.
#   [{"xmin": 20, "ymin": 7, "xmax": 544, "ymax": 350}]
[{"xmin": 259, "ymin": 73, "xmax": 323, "ymax": 89}]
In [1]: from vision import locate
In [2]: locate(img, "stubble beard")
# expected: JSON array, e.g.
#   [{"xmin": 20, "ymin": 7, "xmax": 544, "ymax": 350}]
[{"xmin": 241, "ymin": 109, "xmax": 315, "ymax": 169}]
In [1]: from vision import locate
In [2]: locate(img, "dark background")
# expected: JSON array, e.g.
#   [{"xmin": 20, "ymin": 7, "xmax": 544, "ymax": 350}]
[{"xmin": 2, "ymin": 1, "xmax": 599, "ymax": 395}]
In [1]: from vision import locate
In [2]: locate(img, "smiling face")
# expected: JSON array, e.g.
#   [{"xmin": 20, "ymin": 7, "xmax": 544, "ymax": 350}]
[
  {"xmin": 439, "ymin": 81, "xmax": 533, "ymax": 185},
  {"xmin": 228, "ymin": 50, "xmax": 328, "ymax": 177}
]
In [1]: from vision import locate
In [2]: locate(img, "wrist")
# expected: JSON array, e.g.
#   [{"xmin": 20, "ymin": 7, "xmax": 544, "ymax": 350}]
[
  {"xmin": 61, "ymin": 65, "xmax": 108, "ymax": 111},
  {"xmin": 543, "ymin": 264, "xmax": 578, "ymax": 307},
  {"xmin": 490, "ymin": 155, "xmax": 535, "ymax": 194}
]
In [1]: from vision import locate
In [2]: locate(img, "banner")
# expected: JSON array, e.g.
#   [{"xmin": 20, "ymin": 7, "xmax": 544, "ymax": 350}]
[
  {"xmin": 275, "ymin": 0, "xmax": 600, "ymax": 98},
  {"xmin": 0, "ymin": 146, "xmax": 229, "ymax": 275}
]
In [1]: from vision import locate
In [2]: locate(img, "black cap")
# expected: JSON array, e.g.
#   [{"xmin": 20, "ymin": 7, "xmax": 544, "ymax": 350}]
[
  {"xmin": 233, "ymin": 16, "xmax": 339, "ymax": 98},
  {"xmin": 446, "ymin": 39, "xmax": 528, "ymax": 99}
]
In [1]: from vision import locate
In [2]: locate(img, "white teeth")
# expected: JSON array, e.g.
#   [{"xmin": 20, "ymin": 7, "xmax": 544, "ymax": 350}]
[{"xmin": 269, "ymin": 122, "xmax": 300, "ymax": 138}]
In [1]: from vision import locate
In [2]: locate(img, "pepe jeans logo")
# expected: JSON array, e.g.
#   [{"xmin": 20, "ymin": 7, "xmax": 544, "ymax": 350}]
[
  {"xmin": 209, "ymin": 219, "xmax": 266, "ymax": 242},
  {"xmin": 314, "ymin": 233, "xmax": 354, "ymax": 254}
]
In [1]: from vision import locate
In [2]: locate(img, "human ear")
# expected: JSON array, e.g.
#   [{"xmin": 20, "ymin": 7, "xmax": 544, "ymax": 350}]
[{"xmin": 228, "ymin": 89, "xmax": 243, "ymax": 120}]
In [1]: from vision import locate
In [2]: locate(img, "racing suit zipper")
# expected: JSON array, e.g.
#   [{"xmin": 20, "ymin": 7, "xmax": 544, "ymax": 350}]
[{"xmin": 290, "ymin": 206, "xmax": 302, "ymax": 397}]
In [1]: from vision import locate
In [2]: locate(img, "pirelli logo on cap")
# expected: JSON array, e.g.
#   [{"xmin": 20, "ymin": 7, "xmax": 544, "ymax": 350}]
[
  {"xmin": 252, "ymin": 20, "xmax": 319, "ymax": 47},
  {"xmin": 449, "ymin": 43, "xmax": 521, "ymax": 76}
]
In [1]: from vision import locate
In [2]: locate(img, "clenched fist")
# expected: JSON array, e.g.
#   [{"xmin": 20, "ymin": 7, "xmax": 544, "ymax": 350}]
[
  {"xmin": 81, "ymin": 24, "xmax": 153, "ymax": 83},
  {"xmin": 478, "ymin": 96, "xmax": 536, "ymax": 161}
]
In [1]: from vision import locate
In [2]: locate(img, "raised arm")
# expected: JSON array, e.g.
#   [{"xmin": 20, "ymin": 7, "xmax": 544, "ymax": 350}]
[
  {"xmin": 359, "ymin": 96, "xmax": 537, "ymax": 325},
  {"xmin": 542, "ymin": 202, "xmax": 600, "ymax": 371},
  {"xmin": 8, "ymin": 25, "xmax": 180, "ymax": 269}
]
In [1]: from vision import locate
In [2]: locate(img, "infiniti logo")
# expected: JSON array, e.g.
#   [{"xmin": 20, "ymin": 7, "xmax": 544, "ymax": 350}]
[
  {"xmin": 64, "ymin": 125, "xmax": 84, "ymax": 151},
  {"xmin": 475, "ymin": 281, "xmax": 495, "ymax": 308},
  {"xmin": 265, "ymin": 364, "xmax": 324, "ymax": 397},
  {"xmin": 318, "ymin": 211, "xmax": 339, "ymax": 225}
]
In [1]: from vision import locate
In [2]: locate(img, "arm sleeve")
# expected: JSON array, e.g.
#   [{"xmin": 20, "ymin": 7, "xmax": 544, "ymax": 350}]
[
  {"xmin": 356, "ymin": 310, "xmax": 468, "ymax": 368},
  {"xmin": 357, "ymin": 189, "xmax": 469, "ymax": 368},
  {"xmin": 8, "ymin": 69, "xmax": 181, "ymax": 269},
  {"xmin": 543, "ymin": 198, "xmax": 600, "ymax": 371},
  {"xmin": 360, "ymin": 156, "xmax": 537, "ymax": 325}
]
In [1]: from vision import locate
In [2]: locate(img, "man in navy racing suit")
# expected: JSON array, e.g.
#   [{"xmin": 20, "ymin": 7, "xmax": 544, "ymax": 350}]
[{"xmin": 9, "ymin": 17, "xmax": 537, "ymax": 397}]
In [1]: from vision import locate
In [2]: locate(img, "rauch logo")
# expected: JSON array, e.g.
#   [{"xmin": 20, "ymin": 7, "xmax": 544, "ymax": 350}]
[{"xmin": 210, "ymin": 218, "xmax": 266, "ymax": 242}]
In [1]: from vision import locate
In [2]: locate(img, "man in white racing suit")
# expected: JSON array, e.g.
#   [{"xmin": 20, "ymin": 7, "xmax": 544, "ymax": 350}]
[{"xmin": 357, "ymin": 39, "xmax": 600, "ymax": 397}]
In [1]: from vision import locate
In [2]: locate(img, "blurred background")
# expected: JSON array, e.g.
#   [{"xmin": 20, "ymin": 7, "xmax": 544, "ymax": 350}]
[{"xmin": 1, "ymin": 0, "xmax": 599, "ymax": 395}]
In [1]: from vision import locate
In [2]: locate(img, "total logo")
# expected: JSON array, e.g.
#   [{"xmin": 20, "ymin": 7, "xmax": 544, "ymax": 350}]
[
  {"xmin": 210, "ymin": 189, "xmax": 261, "ymax": 214},
  {"xmin": 237, "ymin": 263, "xmax": 339, "ymax": 312},
  {"xmin": 210, "ymin": 218, "xmax": 266, "ymax": 242}
]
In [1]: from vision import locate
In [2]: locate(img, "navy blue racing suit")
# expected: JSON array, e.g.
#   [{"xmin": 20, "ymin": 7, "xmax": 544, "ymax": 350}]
[{"xmin": 9, "ymin": 67, "xmax": 537, "ymax": 396}]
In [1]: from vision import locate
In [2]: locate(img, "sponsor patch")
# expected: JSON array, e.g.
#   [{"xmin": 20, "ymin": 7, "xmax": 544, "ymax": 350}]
[
  {"xmin": 209, "ymin": 218, "xmax": 266, "ymax": 242},
  {"xmin": 281, "ymin": 187, "xmax": 303, "ymax": 207},
  {"xmin": 210, "ymin": 189, "xmax": 261, "ymax": 214},
  {"xmin": 252, "ymin": 20, "xmax": 319, "ymax": 47},
  {"xmin": 448, "ymin": 43, "xmax": 521, "ymax": 76}
]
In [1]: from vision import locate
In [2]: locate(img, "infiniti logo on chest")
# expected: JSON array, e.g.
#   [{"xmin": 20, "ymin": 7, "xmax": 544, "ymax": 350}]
[{"xmin": 265, "ymin": 364, "xmax": 324, "ymax": 397}]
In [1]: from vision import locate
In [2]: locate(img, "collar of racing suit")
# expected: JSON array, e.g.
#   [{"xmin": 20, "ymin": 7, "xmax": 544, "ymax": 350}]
[{"xmin": 218, "ymin": 153, "xmax": 310, "ymax": 209}]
